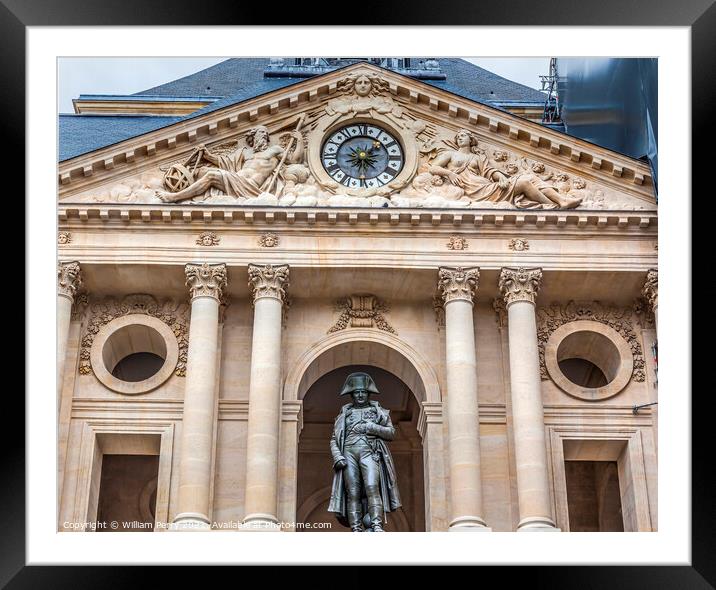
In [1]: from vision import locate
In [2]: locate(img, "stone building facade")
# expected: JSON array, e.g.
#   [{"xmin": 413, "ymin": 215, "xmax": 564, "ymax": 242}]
[{"xmin": 57, "ymin": 61, "xmax": 658, "ymax": 532}]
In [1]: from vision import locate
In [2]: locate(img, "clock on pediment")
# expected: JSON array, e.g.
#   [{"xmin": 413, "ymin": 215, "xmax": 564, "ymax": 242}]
[{"xmin": 321, "ymin": 123, "xmax": 404, "ymax": 189}]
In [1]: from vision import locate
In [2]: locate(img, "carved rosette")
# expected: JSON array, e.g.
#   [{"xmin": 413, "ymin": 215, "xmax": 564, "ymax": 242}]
[
  {"xmin": 248, "ymin": 263, "xmax": 290, "ymax": 304},
  {"xmin": 58, "ymin": 261, "xmax": 82, "ymax": 301},
  {"xmin": 536, "ymin": 301, "xmax": 646, "ymax": 382},
  {"xmin": 642, "ymin": 269, "xmax": 658, "ymax": 312},
  {"xmin": 328, "ymin": 294, "xmax": 396, "ymax": 334},
  {"xmin": 78, "ymin": 294, "xmax": 189, "ymax": 377},
  {"xmin": 185, "ymin": 263, "xmax": 228, "ymax": 302},
  {"xmin": 499, "ymin": 267, "xmax": 543, "ymax": 308},
  {"xmin": 437, "ymin": 267, "xmax": 480, "ymax": 306}
]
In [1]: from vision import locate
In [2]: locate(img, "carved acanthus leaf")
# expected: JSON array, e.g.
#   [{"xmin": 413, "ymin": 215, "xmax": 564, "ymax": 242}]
[
  {"xmin": 492, "ymin": 297, "xmax": 507, "ymax": 328},
  {"xmin": 58, "ymin": 261, "xmax": 82, "ymax": 301},
  {"xmin": 499, "ymin": 267, "xmax": 543, "ymax": 307},
  {"xmin": 185, "ymin": 263, "xmax": 228, "ymax": 301},
  {"xmin": 642, "ymin": 269, "xmax": 658, "ymax": 311},
  {"xmin": 437, "ymin": 267, "xmax": 480, "ymax": 305},
  {"xmin": 248, "ymin": 263, "xmax": 290, "ymax": 304}
]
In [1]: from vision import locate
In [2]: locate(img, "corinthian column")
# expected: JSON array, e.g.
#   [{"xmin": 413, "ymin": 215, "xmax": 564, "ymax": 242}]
[
  {"xmin": 437, "ymin": 267, "xmax": 490, "ymax": 531},
  {"xmin": 173, "ymin": 263, "xmax": 227, "ymax": 530},
  {"xmin": 242, "ymin": 264, "xmax": 290, "ymax": 530},
  {"xmin": 642, "ymin": 269, "xmax": 658, "ymax": 333},
  {"xmin": 499, "ymin": 268, "xmax": 558, "ymax": 531},
  {"xmin": 58, "ymin": 262, "xmax": 82, "ymax": 403}
]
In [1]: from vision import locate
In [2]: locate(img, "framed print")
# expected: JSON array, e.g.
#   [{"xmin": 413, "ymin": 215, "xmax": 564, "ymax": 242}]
[{"xmin": 12, "ymin": 0, "xmax": 710, "ymax": 585}]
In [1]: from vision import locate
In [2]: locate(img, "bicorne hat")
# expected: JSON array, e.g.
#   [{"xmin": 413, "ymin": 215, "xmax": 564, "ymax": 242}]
[{"xmin": 339, "ymin": 372, "xmax": 380, "ymax": 396}]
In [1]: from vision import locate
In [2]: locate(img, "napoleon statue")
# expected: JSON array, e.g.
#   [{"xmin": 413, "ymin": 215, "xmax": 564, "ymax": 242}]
[{"xmin": 328, "ymin": 372, "xmax": 401, "ymax": 532}]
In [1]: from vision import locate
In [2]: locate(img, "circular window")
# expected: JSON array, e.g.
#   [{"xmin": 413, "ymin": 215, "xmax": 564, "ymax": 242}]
[
  {"xmin": 544, "ymin": 320, "xmax": 633, "ymax": 401},
  {"xmin": 90, "ymin": 314, "xmax": 179, "ymax": 395}
]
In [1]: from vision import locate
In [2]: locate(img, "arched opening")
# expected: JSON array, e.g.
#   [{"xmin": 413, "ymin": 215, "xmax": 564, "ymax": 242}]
[{"xmin": 296, "ymin": 364, "xmax": 425, "ymax": 532}]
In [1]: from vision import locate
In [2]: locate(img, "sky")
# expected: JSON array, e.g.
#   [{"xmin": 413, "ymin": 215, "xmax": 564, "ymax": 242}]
[{"xmin": 57, "ymin": 57, "xmax": 550, "ymax": 114}]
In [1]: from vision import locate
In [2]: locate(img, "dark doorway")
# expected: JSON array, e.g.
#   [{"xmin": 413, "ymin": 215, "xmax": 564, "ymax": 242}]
[
  {"xmin": 565, "ymin": 460, "xmax": 624, "ymax": 531},
  {"xmin": 96, "ymin": 454, "xmax": 159, "ymax": 532}
]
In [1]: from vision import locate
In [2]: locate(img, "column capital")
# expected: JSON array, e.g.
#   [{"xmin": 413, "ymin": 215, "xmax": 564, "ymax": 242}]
[
  {"xmin": 58, "ymin": 261, "xmax": 82, "ymax": 301},
  {"xmin": 185, "ymin": 263, "xmax": 228, "ymax": 302},
  {"xmin": 437, "ymin": 266, "xmax": 480, "ymax": 306},
  {"xmin": 642, "ymin": 269, "xmax": 658, "ymax": 311},
  {"xmin": 248, "ymin": 263, "xmax": 290, "ymax": 304},
  {"xmin": 499, "ymin": 267, "xmax": 543, "ymax": 308}
]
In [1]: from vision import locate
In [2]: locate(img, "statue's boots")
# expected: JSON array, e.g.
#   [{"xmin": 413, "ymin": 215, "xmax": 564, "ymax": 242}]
[
  {"xmin": 368, "ymin": 505, "xmax": 385, "ymax": 532},
  {"xmin": 347, "ymin": 511, "xmax": 365, "ymax": 532}
]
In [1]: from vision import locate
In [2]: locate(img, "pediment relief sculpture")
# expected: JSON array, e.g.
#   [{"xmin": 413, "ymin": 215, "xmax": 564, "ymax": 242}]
[{"xmin": 60, "ymin": 70, "xmax": 655, "ymax": 212}]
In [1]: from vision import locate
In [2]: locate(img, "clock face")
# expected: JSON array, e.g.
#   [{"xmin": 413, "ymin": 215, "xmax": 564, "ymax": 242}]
[{"xmin": 321, "ymin": 124, "xmax": 404, "ymax": 189}]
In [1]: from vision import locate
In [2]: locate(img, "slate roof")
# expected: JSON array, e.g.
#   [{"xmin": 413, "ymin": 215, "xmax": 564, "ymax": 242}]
[
  {"xmin": 60, "ymin": 58, "xmax": 549, "ymax": 162},
  {"xmin": 132, "ymin": 57, "xmax": 547, "ymax": 103},
  {"xmin": 424, "ymin": 58, "xmax": 547, "ymax": 103},
  {"xmin": 59, "ymin": 114, "xmax": 183, "ymax": 162}
]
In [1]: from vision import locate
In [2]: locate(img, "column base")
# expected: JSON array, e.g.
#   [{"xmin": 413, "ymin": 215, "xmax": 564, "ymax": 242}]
[
  {"xmin": 517, "ymin": 516, "xmax": 560, "ymax": 532},
  {"xmin": 448, "ymin": 516, "xmax": 492, "ymax": 531},
  {"xmin": 171, "ymin": 512, "xmax": 212, "ymax": 531},
  {"xmin": 241, "ymin": 513, "xmax": 281, "ymax": 532}
]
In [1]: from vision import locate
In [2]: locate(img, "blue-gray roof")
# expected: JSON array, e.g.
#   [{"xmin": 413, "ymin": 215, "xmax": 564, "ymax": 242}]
[
  {"xmin": 424, "ymin": 58, "xmax": 547, "ymax": 103},
  {"xmin": 59, "ymin": 114, "xmax": 183, "ymax": 161},
  {"xmin": 133, "ymin": 57, "xmax": 547, "ymax": 103},
  {"xmin": 60, "ymin": 58, "xmax": 550, "ymax": 162}
]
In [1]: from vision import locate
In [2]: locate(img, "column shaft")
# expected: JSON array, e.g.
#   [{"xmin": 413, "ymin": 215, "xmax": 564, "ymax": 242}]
[
  {"xmin": 445, "ymin": 300, "xmax": 488, "ymax": 529},
  {"xmin": 242, "ymin": 263, "xmax": 289, "ymax": 530},
  {"xmin": 57, "ymin": 294, "xmax": 73, "ymax": 401},
  {"xmin": 507, "ymin": 301, "xmax": 556, "ymax": 530},
  {"xmin": 173, "ymin": 263, "xmax": 226, "ymax": 530},
  {"xmin": 243, "ymin": 297, "xmax": 283, "ymax": 526},
  {"xmin": 438, "ymin": 266, "xmax": 489, "ymax": 531},
  {"xmin": 500, "ymin": 267, "xmax": 558, "ymax": 531}
]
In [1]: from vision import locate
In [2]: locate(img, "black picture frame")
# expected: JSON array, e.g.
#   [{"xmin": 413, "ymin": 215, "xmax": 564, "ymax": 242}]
[{"xmin": 11, "ymin": 0, "xmax": 708, "ymax": 585}]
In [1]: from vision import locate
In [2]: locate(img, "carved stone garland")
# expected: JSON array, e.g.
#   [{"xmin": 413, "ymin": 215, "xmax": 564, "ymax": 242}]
[
  {"xmin": 78, "ymin": 294, "xmax": 189, "ymax": 377},
  {"xmin": 535, "ymin": 301, "xmax": 646, "ymax": 383},
  {"xmin": 328, "ymin": 294, "xmax": 396, "ymax": 334}
]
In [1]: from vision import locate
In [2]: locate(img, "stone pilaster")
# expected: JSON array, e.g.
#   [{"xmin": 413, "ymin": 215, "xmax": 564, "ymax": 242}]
[
  {"xmin": 642, "ymin": 269, "xmax": 658, "ymax": 332},
  {"xmin": 172, "ymin": 263, "xmax": 227, "ymax": 530},
  {"xmin": 242, "ymin": 264, "xmax": 290, "ymax": 530},
  {"xmin": 437, "ymin": 267, "xmax": 490, "ymax": 531},
  {"xmin": 58, "ymin": 262, "xmax": 82, "ymax": 404},
  {"xmin": 499, "ymin": 268, "xmax": 558, "ymax": 531}
]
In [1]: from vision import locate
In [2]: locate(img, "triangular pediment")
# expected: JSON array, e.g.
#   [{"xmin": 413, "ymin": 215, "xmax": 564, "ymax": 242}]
[{"xmin": 58, "ymin": 63, "xmax": 656, "ymax": 211}]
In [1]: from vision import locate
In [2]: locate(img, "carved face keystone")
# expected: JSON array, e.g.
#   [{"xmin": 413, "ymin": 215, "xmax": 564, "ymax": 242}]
[{"xmin": 354, "ymin": 75, "xmax": 372, "ymax": 97}]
